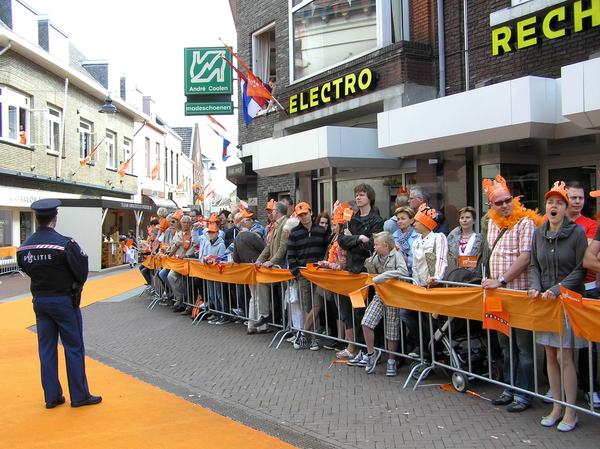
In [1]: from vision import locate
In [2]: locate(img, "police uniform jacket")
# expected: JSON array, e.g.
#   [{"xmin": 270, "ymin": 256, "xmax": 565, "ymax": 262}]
[{"xmin": 17, "ymin": 226, "xmax": 89, "ymax": 297}]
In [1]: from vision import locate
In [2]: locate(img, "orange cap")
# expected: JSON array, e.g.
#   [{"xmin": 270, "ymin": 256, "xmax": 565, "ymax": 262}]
[
  {"xmin": 206, "ymin": 223, "xmax": 220, "ymax": 233},
  {"xmin": 235, "ymin": 208, "xmax": 254, "ymax": 224},
  {"xmin": 206, "ymin": 212, "xmax": 221, "ymax": 223},
  {"xmin": 295, "ymin": 202, "xmax": 311, "ymax": 215},
  {"xmin": 173, "ymin": 209, "xmax": 184, "ymax": 221},
  {"xmin": 264, "ymin": 199, "xmax": 277, "ymax": 211},
  {"xmin": 590, "ymin": 171, "xmax": 600, "ymax": 198}
]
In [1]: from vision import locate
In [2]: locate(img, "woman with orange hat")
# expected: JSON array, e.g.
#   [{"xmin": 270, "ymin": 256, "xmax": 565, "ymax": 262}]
[{"xmin": 528, "ymin": 181, "xmax": 587, "ymax": 432}]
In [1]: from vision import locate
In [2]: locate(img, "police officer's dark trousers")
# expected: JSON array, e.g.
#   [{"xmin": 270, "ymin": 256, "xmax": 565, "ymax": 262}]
[{"xmin": 33, "ymin": 295, "xmax": 90, "ymax": 403}]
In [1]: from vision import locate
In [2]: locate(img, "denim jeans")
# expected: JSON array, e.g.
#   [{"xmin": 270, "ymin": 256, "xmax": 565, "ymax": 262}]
[{"xmin": 498, "ymin": 328, "xmax": 534, "ymax": 404}]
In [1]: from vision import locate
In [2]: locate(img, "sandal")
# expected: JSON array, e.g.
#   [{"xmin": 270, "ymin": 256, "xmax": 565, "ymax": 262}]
[{"xmin": 336, "ymin": 348, "xmax": 356, "ymax": 359}]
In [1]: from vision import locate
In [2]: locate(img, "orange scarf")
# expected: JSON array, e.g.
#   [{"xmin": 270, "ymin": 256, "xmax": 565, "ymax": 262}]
[{"xmin": 488, "ymin": 197, "xmax": 544, "ymax": 230}]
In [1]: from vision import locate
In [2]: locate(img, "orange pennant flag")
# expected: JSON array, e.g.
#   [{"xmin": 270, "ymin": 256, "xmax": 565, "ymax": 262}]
[
  {"xmin": 343, "ymin": 208, "xmax": 354, "ymax": 222},
  {"xmin": 80, "ymin": 137, "xmax": 105, "ymax": 166},
  {"xmin": 117, "ymin": 151, "xmax": 136, "ymax": 177},
  {"xmin": 482, "ymin": 300, "xmax": 510, "ymax": 336},
  {"xmin": 207, "ymin": 115, "xmax": 228, "ymax": 132},
  {"xmin": 559, "ymin": 285, "xmax": 584, "ymax": 309},
  {"xmin": 191, "ymin": 179, "xmax": 202, "ymax": 190},
  {"xmin": 150, "ymin": 159, "xmax": 162, "ymax": 180},
  {"xmin": 348, "ymin": 288, "xmax": 367, "ymax": 308},
  {"xmin": 176, "ymin": 175, "xmax": 190, "ymax": 190},
  {"xmin": 221, "ymin": 42, "xmax": 275, "ymax": 102}
]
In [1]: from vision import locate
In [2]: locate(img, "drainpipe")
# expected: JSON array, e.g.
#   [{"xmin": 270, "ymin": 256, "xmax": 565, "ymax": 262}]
[
  {"xmin": 464, "ymin": 0, "xmax": 470, "ymax": 91},
  {"xmin": 0, "ymin": 40, "xmax": 12, "ymax": 57},
  {"xmin": 57, "ymin": 78, "xmax": 69, "ymax": 178},
  {"xmin": 437, "ymin": 0, "xmax": 446, "ymax": 97}
]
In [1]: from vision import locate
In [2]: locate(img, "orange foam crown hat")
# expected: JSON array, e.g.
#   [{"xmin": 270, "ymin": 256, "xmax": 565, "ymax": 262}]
[
  {"xmin": 545, "ymin": 181, "xmax": 569, "ymax": 203},
  {"xmin": 414, "ymin": 203, "xmax": 437, "ymax": 231},
  {"xmin": 482, "ymin": 174, "xmax": 510, "ymax": 201}
]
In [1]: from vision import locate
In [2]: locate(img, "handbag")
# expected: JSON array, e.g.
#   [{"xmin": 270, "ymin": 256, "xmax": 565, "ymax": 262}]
[{"xmin": 286, "ymin": 279, "xmax": 300, "ymax": 304}]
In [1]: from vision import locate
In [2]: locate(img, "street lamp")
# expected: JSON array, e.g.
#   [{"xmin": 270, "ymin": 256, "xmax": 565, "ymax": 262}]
[{"xmin": 99, "ymin": 95, "xmax": 119, "ymax": 114}]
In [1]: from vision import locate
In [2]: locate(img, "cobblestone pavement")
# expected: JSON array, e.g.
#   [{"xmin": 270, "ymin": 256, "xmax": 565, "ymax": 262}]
[{"xmin": 69, "ymin": 287, "xmax": 600, "ymax": 449}]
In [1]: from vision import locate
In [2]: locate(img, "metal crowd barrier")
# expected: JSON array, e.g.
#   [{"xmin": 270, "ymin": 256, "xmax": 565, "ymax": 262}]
[
  {"xmin": 139, "ymin": 256, "xmax": 600, "ymax": 419},
  {"xmin": 0, "ymin": 246, "xmax": 23, "ymax": 277}
]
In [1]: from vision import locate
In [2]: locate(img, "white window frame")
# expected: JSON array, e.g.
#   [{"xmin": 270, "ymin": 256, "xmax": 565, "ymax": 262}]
[
  {"xmin": 252, "ymin": 23, "xmax": 276, "ymax": 83},
  {"xmin": 105, "ymin": 131, "xmax": 116, "ymax": 169},
  {"xmin": 288, "ymin": 0, "xmax": 400, "ymax": 83},
  {"xmin": 123, "ymin": 138, "xmax": 133, "ymax": 174},
  {"xmin": 79, "ymin": 120, "xmax": 93, "ymax": 161},
  {"xmin": 0, "ymin": 87, "xmax": 29, "ymax": 144},
  {"xmin": 47, "ymin": 106, "xmax": 61, "ymax": 154}
]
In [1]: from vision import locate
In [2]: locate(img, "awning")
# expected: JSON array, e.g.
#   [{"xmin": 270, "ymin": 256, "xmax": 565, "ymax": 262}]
[
  {"xmin": 377, "ymin": 61, "xmax": 600, "ymax": 158},
  {"xmin": 249, "ymin": 126, "xmax": 401, "ymax": 177},
  {"xmin": 58, "ymin": 198, "xmax": 154, "ymax": 211},
  {"xmin": 143, "ymin": 195, "xmax": 179, "ymax": 210}
]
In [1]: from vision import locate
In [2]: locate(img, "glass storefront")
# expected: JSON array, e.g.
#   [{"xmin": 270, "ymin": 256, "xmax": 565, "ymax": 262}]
[{"xmin": 0, "ymin": 210, "xmax": 13, "ymax": 246}]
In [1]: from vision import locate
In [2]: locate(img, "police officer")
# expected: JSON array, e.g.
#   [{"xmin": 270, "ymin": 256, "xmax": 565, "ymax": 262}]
[{"xmin": 17, "ymin": 199, "xmax": 102, "ymax": 409}]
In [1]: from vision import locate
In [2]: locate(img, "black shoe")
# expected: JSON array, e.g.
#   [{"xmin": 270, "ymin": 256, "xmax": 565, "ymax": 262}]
[
  {"xmin": 255, "ymin": 313, "xmax": 271, "ymax": 327},
  {"xmin": 172, "ymin": 305, "xmax": 186, "ymax": 313},
  {"xmin": 46, "ymin": 396, "xmax": 66, "ymax": 409},
  {"xmin": 71, "ymin": 395, "xmax": 103, "ymax": 408}
]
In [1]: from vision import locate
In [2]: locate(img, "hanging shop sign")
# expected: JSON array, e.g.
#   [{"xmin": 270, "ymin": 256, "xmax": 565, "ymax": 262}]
[
  {"xmin": 491, "ymin": 0, "xmax": 600, "ymax": 56},
  {"xmin": 288, "ymin": 68, "xmax": 377, "ymax": 114}
]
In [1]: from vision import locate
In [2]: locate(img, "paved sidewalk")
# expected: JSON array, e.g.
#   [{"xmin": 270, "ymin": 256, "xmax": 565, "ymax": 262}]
[{"xmin": 68, "ymin": 286, "xmax": 600, "ymax": 449}]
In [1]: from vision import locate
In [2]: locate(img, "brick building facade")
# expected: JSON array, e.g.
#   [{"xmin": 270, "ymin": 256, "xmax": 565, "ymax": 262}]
[{"xmin": 229, "ymin": 0, "xmax": 600, "ymax": 227}]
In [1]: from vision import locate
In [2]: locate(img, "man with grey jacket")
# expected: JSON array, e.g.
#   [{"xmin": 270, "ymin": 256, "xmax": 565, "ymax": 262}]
[{"xmin": 254, "ymin": 202, "xmax": 289, "ymax": 325}]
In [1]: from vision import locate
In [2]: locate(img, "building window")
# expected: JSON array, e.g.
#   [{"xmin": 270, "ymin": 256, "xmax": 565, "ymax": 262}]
[
  {"xmin": 47, "ymin": 107, "xmax": 61, "ymax": 154},
  {"xmin": 252, "ymin": 23, "xmax": 276, "ymax": 83},
  {"xmin": 105, "ymin": 131, "xmax": 116, "ymax": 169},
  {"xmin": 123, "ymin": 138, "xmax": 133, "ymax": 174},
  {"xmin": 290, "ymin": 0, "xmax": 406, "ymax": 81},
  {"xmin": 0, "ymin": 87, "xmax": 29, "ymax": 144},
  {"xmin": 79, "ymin": 120, "xmax": 93, "ymax": 161}
]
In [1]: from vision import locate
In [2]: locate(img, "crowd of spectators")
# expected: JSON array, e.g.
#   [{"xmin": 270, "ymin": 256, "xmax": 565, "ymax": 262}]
[{"xmin": 137, "ymin": 178, "xmax": 600, "ymax": 431}]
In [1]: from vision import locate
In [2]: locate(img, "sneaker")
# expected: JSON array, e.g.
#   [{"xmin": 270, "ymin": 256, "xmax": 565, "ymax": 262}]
[
  {"xmin": 542, "ymin": 389, "xmax": 553, "ymax": 403},
  {"xmin": 214, "ymin": 317, "xmax": 230, "ymax": 325},
  {"xmin": 324, "ymin": 340, "xmax": 347, "ymax": 351},
  {"xmin": 408, "ymin": 347, "xmax": 421, "ymax": 358},
  {"xmin": 347, "ymin": 350, "xmax": 368, "ymax": 367},
  {"xmin": 208, "ymin": 316, "xmax": 222, "ymax": 324},
  {"xmin": 232, "ymin": 308, "xmax": 244, "ymax": 316},
  {"xmin": 584, "ymin": 391, "xmax": 600, "ymax": 409},
  {"xmin": 365, "ymin": 349, "xmax": 382, "ymax": 374},
  {"xmin": 336, "ymin": 348, "xmax": 356, "ymax": 359},
  {"xmin": 386, "ymin": 360, "xmax": 397, "ymax": 377},
  {"xmin": 310, "ymin": 339, "xmax": 321, "ymax": 351},
  {"xmin": 293, "ymin": 334, "xmax": 309, "ymax": 350},
  {"xmin": 286, "ymin": 332, "xmax": 298, "ymax": 343}
]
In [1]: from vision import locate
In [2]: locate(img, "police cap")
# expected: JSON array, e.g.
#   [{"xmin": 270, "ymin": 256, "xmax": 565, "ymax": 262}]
[{"xmin": 31, "ymin": 199, "xmax": 61, "ymax": 217}]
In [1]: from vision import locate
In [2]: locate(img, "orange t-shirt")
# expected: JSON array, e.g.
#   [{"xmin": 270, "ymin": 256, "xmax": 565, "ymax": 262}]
[{"xmin": 158, "ymin": 218, "xmax": 169, "ymax": 233}]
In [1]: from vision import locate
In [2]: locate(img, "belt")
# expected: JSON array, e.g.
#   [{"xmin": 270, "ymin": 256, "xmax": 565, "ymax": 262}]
[{"xmin": 585, "ymin": 281, "xmax": 597, "ymax": 291}]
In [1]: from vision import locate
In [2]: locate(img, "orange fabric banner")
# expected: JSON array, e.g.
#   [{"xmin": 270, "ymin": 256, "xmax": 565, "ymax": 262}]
[
  {"xmin": 161, "ymin": 257, "xmax": 189, "ymax": 276},
  {"xmin": 188, "ymin": 260, "xmax": 255, "ymax": 284},
  {"xmin": 373, "ymin": 282, "xmax": 563, "ymax": 334},
  {"xmin": 300, "ymin": 270, "xmax": 371, "ymax": 297},
  {"xmin": 562, "ymin": 298, "xmax": 600, "ymax": 342},
  {"xmin": 139, "ymin": 257, "xmax": 600, "ymax": 341},
  {"xmin": 254, "ymin": 267, "xmax": 295, "ymax": 284},
  {"xmin": 0, "ymin": 246, "xmax": 17, "ymax": 258}
]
